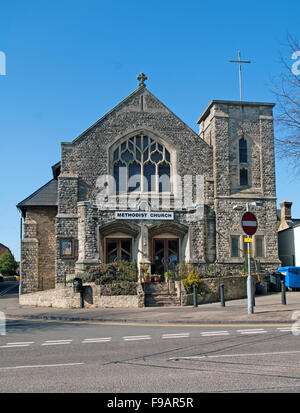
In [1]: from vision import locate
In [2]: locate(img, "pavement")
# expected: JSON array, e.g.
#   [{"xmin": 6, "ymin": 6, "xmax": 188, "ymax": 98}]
[{"xmin": 0, "ymin": 283, "xmax": 299, "ymax": 325}]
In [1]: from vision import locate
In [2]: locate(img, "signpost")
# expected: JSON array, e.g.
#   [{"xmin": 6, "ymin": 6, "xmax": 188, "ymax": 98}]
[
  {"xmin": 241, "ymin": 211, "xmax": 258, "ymax": 236},
  {"xmin": 241, "ymin": 210, "xmax": 258, "ymax": 314},
  {"xmin": 234, "ymin": 202, "xmax": 262, "ymax": 314}
]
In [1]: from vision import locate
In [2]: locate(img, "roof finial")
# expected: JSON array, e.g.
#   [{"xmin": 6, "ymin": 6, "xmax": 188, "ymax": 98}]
[{"xmin": 137, "ymin": 72, "xmax": 147, "ymax": 88}]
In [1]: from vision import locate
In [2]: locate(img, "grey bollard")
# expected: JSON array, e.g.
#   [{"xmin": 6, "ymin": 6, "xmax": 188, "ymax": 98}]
[
  {"xmin": 193, "ymin": 285, "xmax": 198, "ymax": 307},
  {"xmin": 220, "ymin": 284, "xmax": 225, "ymax": 307},
  {"xmin": 252, "ymin": 278, "xmax": 255, "ymax": 307},
  {"xmin": 281, "ymin": 280, "xmax": 286, "ymax": 305}
]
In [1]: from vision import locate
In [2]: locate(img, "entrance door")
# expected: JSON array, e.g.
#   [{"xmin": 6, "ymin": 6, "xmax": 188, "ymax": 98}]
[
  {"xmin": 106, "ymin": 238, "xmax": 132, "ymax": 263},
  {"xmin": 153, "ymin": 238, "xmax": 179, "ymax": 276}
]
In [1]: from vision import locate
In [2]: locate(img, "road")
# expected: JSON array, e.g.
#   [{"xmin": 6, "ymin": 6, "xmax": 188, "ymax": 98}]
[
  {"xmin": 1, "ymin": 317, "xmax": 300, "ymax": 393},
  {"xmin": 1, "ymin": 282, "xmax": 300, "ymax": 394},
  {"xmin": 0, "ymin": 281, "xmax": 19, "ymax": 298}
]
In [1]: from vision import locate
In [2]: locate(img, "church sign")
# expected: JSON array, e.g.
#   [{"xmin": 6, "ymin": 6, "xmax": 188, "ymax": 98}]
[{"xmin": 115, "ymin": 211, "xmax": 174, "ymax": 220}]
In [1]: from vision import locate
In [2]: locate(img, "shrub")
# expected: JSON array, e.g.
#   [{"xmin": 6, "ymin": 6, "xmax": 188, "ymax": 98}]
[
  {"xmin": 201, "ymin": 264, "xmax": 229, "ymax": 279},
  {"xmin": 100, "ymin": 281, "xmax": 137, "ymax": 296},
  {"xmin": 182, "ymin": 268, "xmax": 206, "ymax": 295},
  {"xmin": 176, "ymin": 260, "xmax": 193, "ymax": 280},
  {"xmin": 88, "ymin": 261, "xmax": 138, "ymax": 285}
]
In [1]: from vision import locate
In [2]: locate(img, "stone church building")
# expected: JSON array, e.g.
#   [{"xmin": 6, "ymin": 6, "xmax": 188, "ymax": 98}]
[{"xmin": 17, "ymin": 74, "xmax": 280, "ymax": 294}]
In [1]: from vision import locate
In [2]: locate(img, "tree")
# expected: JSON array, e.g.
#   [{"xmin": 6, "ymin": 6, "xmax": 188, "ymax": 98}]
[
  {"xmin": 272, "ymin": 34, "xmax": 300, "ymax": 170},
  {"xmin": 0, "ymin": 252, "xmax": 18, "ymax": 277}
]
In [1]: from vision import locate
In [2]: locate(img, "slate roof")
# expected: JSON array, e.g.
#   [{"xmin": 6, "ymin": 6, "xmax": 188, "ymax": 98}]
[
  {"xmin": 0, "ymin": 243, "xmax": 11, "ymax": 256},
  {"xmin": 17, "ymin": 179, "xmax": 58, "ymax": 214}
]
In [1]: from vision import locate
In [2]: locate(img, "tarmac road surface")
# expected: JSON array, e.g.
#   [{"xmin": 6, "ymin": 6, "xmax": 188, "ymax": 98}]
[{"xmin": 1, "ymin": 317, "xmax": 300, "ymax": 393}]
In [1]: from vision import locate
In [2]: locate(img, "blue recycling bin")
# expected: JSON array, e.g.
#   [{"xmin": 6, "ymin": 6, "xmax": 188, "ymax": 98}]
[{"xmin": 278, "ymin": 267, "xmax": 300, "ymax": 288}]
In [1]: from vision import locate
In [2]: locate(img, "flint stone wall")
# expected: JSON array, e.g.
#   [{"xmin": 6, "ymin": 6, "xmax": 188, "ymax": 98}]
[
  {"xmin": 184, "ymin": 274, "xmax": 260, "ymax": 305},
  {"xmin": 19, "ymin": 282, "xmax": 144, "ymax": 308}
]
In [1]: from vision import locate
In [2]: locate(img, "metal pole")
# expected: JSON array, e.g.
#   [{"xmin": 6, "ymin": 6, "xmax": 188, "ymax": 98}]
[
  {"xmin": 220, "ymin": 284, "xmax": 225, "ymax": 307},
  {"xmin": 19, "ymin": 215, "xmax": 23, "ymax": 296},
  {"xmin": 246, "ymin": 203, "xmax": 254, "ymax": 314},
  {"xmin": 281, "ymin": 280, "xmax": 286, "ymax": 305},
  {"xmin": 193, "ymin": 285, "xmax": 198, "ymax": 307},
  {"xmin": 179, "ymin": 281, "xmax": 182, "ymax": 306},
  {"xmin": 252, "ymin": 277, "xmax": 256, "ymax": 307}
]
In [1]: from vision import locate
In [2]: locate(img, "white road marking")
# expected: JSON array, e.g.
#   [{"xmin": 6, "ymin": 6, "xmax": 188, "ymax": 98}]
[
  {"xmin": 6, "ymin": 342, "xmax": 34, "ymax": 345},
  {"xmin": 0, "ymin": 284, "xmax": 18, "ymax": 297},
  {"xmin": 162, "ymin": 333, "xmax": 190, "ymax": 339},
  {"xmin": 0, "ymin": 363, "xmax": 84, "ymax": 370},
  {"xmin": 201, "ymin": 331, "xmax": 229, "ymax": 336},
  {"xmin": 123, "ymin": 335, "xmax": 151, "ymax": 341},
  {"xmin": 277, "ymin": 327, "xmax": 300, "ymax": 332},
  {"xmin": 0, "ymin": 344, "xmax": 30, "ymax": 348},
  {"xmin": 82, "ymin": 338, "xmax": 112, "ymax": 343},
  {"xmin": 238, "ymin": 329, "xmax": 266, "ymax": 334},
  {"xmin": 42, "ymin": 339, "xmax": 72, "ymax": 346},
  {"xmin": 169, "ymin": 350, "xmax": 300, "ymax": 361}
]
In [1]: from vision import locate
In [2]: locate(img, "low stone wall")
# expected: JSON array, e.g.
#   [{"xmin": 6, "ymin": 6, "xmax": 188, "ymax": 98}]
[
  {"xmin": 184, "ymin": 274, "xmax": 259, "ymax": 305},
  {"xmin": 19, "ymin": 286, "xmax": 81, "ymax": 308},
  {"xmin": 19, "ymin": 283, "xmax": 144, "ymax": 308}
]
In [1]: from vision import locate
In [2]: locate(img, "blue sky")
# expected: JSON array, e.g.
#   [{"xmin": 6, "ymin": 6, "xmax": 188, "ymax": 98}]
[{"xmin": 1, "ymin": 0, "xmax": 299, "ymax": 260}]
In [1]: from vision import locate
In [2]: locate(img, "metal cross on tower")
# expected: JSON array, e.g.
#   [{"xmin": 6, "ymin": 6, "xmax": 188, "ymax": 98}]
[
  {"xmin": 137, "ymin": 72, "xmax": 147, "ymax": 88},
  {"xmin": 229, "ymin": 51, "xmax": 251, "ymax": 102}
]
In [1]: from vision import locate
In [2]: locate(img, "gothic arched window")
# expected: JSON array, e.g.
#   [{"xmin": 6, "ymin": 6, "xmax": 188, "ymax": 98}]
[
  {"xmin": 112, "ymin": 134, "xmax": 171, "ymax": 194},
  {"xmin": 239, "ymin": 137, "xmax": 248, "ymax": 164}
]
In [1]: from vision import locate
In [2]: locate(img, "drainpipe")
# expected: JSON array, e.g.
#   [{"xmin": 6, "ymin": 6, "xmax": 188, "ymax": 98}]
[{"xmin": 19, "ymin": 213, "xmax": 23, "ymax": 296}]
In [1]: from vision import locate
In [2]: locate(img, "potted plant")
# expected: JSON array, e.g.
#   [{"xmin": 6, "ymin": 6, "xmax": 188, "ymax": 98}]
[
  {"xmin": 144, "ymin": 273, "xmax": 151, "ymax": 283},
  {"xmin": 164, "ymin": 270, "xmax": 175, "ymax": 281},
  {"xmin": 152, "ymin": 274, "xmax": 161, "ymax": 283},
  {"xmin": 140, "ymin": 263, "xmax": 150, "ymax": 283}
]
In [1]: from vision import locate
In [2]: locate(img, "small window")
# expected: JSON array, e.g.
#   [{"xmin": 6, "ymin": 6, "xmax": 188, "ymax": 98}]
[
  {"xmin": 239, "ymin": 138, "xmax": 247, "ymax": 164},
  {"xmin": 240, "ymin": 168, "xmax": 248, "ymax": 186},
  {"xmin": 231, "ymin": 236, "xmax": 240, "ymax": 258},
  {"xmin": 255, "ymin": 236, "xmax": 264, "ymax": 257}
]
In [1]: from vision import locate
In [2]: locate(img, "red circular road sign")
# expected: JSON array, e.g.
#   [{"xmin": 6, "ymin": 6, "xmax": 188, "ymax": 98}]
[{"xmin": 241, "ymin": 211, "xmax": 258, "ymax": 236}]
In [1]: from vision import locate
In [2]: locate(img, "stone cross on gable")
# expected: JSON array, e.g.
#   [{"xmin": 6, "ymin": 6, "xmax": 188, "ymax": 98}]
[{"xmin": 137, "ymin": 72, "xmax": 147, "ymax": 88}]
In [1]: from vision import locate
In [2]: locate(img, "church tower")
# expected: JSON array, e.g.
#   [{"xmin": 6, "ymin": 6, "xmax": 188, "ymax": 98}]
[{"xmin": 198, "ymin": 100, "xmax": 280, "ymax": 271}]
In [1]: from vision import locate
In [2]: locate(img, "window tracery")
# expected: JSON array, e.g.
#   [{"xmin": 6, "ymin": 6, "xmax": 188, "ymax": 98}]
[{"xmin": 112, "ymin": 134, "xmax": 171, "ymax": 194}]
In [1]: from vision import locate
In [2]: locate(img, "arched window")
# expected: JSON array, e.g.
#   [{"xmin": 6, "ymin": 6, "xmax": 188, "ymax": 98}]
[
  {"xmin": 112, "ymin": 134, "xmax": 171, "ymax": 194},
  {"xmin": 240, "ymin": 167, "xmax": 248, "ymax": 186},
  {"xmin": 239, "ymin": 137, "xmax": 248, "ymax": 164}
]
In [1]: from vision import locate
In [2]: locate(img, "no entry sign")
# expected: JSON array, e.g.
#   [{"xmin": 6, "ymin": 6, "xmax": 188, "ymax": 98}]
[{"xmin": 241, "ymin": 211, "xmax": 258, "ymax": 236}]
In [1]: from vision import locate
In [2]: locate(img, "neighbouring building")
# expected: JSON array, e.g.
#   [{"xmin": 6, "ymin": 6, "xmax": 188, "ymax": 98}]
[
  {"xmin": 0, "ymin": 243, "xmax": 11, "ymax": 257},
  {"xmin": 17, "ymin": 74, "xmax": 281, "ymax": 294},
  {"xmin": 278, "ymin": 200, "xmax": 300, "ymax": 266}
]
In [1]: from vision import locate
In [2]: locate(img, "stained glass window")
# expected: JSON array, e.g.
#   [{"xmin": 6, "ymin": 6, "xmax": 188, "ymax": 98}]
[{"xmin": 112, "ymin": 134, "xmax": 171, "ymax": 193}]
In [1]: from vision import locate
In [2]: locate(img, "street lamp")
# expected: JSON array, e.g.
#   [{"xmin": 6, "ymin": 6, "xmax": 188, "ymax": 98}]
[{"xmin": 233, "ymin": 201, "xmax": 263, "ymax": 314}]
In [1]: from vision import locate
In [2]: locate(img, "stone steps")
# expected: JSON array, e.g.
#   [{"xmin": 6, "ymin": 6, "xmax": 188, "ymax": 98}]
[{"xmin": 143, "ymin": 282, "xmax": 181, "ymax": 307}]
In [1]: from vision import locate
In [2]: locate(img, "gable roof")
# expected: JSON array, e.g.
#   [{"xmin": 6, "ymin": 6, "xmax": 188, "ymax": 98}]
[
  {"xmin": 0, "ymin": 243, "xmax": 11, "ymax": 256},
  {"xmin": 17, "ymin": 179, "xmax": 58, "ymax": 215},
  {"xmin": 67, "ymin": 86, "xmax": 208, "ymax": 146}
]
